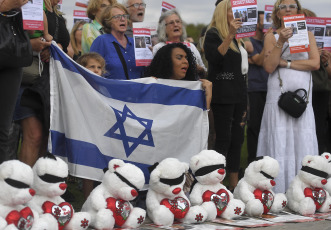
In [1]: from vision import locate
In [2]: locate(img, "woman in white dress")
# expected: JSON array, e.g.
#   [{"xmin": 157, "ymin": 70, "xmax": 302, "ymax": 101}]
[{"xmin": 256, "ymin": 0, "xmax": 320, "ymax": 193}]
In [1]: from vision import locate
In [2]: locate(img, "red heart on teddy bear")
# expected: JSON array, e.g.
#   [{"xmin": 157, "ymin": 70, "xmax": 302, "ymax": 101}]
[
  {"xmin": 304, "ymin": 187, "xmax": 326, "ymax": 210},
  {"xmin": 42, "ymin": 201, "xmax": 73, "ymax": 230},
  {"xmin": 254, "ymin": 189, "xmax": 274, "ymax": 214},
  {"xmin": 106, "ymin": 197, "xmax": 131, "ymax": 227},
  {"xmin": 202, "ymin": 189, "xmax": 229, "ymax": 216},
  {"xmin": 160, "ymin": 197, "xmax": 190, "ymax": 219},
  {"xmin": 6, "ymin": 207, "xmax": 34, "ymax": 230}
]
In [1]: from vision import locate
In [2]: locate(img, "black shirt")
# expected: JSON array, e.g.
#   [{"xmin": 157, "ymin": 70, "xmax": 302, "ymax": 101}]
[
  {"xmin": 204, "ymin": 27, "xmax": 247, "ymax": 104},
  {"xmin": 46, "ymin": 11, "xmax": 70, "ymax": 53}
]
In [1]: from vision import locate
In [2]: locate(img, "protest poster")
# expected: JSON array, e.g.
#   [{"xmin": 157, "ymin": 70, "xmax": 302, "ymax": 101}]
[
  {"xmin": 263, "ymin": 5, "xmax": 274, "ymax": 33},
  {"xmin": 306, "ymin": 17, "xmax": 326, "ymax": 49},
  {"xmin": 133, "ymin": 28, "xmax": 153, "ymax": 66},
  {"xmin": 75, "ymin": 0, "xmax": 88, "ymax": 8},
  {"xmin": 133, "ymin": 21, "xmax": 159, "ymax": 46},
  {"xmin": 161, "ymin": 1, "xmax": 176, "ymax": 14},
  {"xmin": 259, "ymin": 211, "xmax": 317, "ymax": 223},
  {"xmin": 73, "ymin": 10, "xmax": 91, "ymax": 24},
  {"xmin": 231, "ymin": 0, "xmax": 258, "ymax": 38},
  {"xmin": 57, "ymin": 0, "xmax": 62, "ymax": 11},
  {"xmin": 324, "ymin": 18, "xmax": 331, "ymax": 51},
  {"xmin": 283, "ymin": 14, "xmax": 310, "ymax": 54},
  {"xmin": 21, "ymin": 0, "xmax": 43, "ymax": 30}
]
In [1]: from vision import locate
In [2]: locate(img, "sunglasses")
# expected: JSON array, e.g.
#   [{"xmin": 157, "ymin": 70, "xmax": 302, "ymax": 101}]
[
  {"xmin": 278, "ymin": 4, "xmax": 298, "ymax": 10},
  {"xmin": 127, "ymin": 3, "xmax": 146, "ymax": 9}
]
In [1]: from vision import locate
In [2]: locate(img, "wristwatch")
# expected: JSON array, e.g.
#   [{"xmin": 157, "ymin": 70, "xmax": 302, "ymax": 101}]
[
  {"xmin": 324, "ymin": 61, "xmax": 329, "ymax": 68},
  {"xmin": 286, "ymin": 60, "xmax": 291, "ymax": 69}
]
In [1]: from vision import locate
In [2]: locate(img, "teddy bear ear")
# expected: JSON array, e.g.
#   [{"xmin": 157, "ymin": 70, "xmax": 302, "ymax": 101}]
[
  {"xmin": 189, "ymin": 155, "xmax": 199, "ymax": 171},
  {"xmin": 0, "ymin": 161, "xmax": 13, "ymax": 180},
  {"xmin": 108, "ymin": 159, "xmax": 125, "ymax": 173},
  {"xmin": 302, "ymin": 155, "xmax": 315, "ymax": 166},
  {"xmin": 253, "ymin": 157, "xmax": 264, "ymax": 172}
]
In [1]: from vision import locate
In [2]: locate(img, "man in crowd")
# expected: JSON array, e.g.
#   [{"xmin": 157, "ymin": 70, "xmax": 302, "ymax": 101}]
[{"xmin": 123, "ymin": 0, "xmax": 146, "ymax": 37}]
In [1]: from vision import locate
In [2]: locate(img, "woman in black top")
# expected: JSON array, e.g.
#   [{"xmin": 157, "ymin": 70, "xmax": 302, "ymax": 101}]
[{"xmin": 204, "ymin": 0, "xmax": 248, "ymax": 190}]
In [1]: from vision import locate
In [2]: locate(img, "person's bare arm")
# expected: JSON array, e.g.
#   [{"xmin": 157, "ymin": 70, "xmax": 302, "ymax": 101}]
[{"xmin": 217, "ymin": 18, "xmax": 242, "ymax": 56}]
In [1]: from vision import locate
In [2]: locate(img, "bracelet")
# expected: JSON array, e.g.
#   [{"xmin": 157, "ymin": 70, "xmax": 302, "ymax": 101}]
[
  {"xmin": 274, "ymin": 42, "xmax": 283, "ymax": 49},
  {"xmin": 286, "ymin": 60, "xmax": 291, "ymax": 69}
]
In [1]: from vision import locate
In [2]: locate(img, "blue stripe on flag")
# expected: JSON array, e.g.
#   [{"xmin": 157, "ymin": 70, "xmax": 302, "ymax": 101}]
[
  {"xmin": 50, "ymin": 44, "xmax": 206, "ymax": 110},
  {"xmin": 51, "ymin": 130, "xmax": 152, "ymax": 183}
]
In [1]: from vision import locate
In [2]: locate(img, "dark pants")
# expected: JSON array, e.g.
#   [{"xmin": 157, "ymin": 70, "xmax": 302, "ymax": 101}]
[
  {"xmin": 0, "ymin": 67, "xmax": 22, "ymax": 163},
  {"xmin": 312, "ymin": 91, "xmax": 330, "ymax": 154},
  {"xmin": 212, "ymin": 101, "xmax": 247, "ymax": 172},
  {"xmin": 247, "ymin": 92, "xmax": 267, "ymax": 163}
]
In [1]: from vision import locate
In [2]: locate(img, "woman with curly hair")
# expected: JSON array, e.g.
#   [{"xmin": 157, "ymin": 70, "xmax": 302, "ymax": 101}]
[{"xmin": 146, "ymin": 43, "xmax": 212, "ymax": 109}]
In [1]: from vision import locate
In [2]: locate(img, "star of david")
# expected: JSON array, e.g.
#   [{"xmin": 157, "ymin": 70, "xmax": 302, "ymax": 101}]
[{"xmin": 104, "ymin": 105, "xmax": 154, "ymax": 157}]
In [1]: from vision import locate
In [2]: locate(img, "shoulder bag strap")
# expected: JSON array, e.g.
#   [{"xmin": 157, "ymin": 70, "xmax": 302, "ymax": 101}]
[{"xmin": 113, "ymin": 41, "xmax": 129, "ymax": 80}]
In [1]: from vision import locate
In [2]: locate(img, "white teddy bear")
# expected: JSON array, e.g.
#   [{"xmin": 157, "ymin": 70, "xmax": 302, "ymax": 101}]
[
  {"xmin": 286, "ymin": 155, "xmax": 331, "ymax": 215},
  {"xmin": 0, "ymin": 160, "xmax": 57, "ymax": 230},
  {"xmin": 233, "ymin": 156, "xmax": 287, "ymax": 217},
  {"xmin": 146, "ymin": 158, "xmax": 208, "ymax": 226},
  {"xmin": 189, "ymin": 150, "xmax": 245, "ymax": 220},
  {"xmin": 27, "ymin": 153, "xmax": 91, "ymax": 230},
  {"xmin": 81, "ymin": 159, "xmax": 146, "ymax": 230},
  {"xmin": 321, "ymin": 152, "xmax": 331, "ymax": 195}
]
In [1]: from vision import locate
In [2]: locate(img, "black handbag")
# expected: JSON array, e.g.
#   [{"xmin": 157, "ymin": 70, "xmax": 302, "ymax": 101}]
[
  {"xmin": 278, "ymin": 88, "xmax": 308, "ymax": 118},
  {"xmin": 0, "ymin": 11, "xmax": 33, "ymax": 68}
]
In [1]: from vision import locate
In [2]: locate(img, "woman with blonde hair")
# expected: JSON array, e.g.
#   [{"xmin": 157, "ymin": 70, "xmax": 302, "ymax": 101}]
[
  {"xmin": 256, "ymin": 0, "xmax": 320, "ymax": 193},
  {"xmin": 203, "ymin": 0, "xmax": 248, "ymax": 191},
  {"xmin": 68, "ymin": 20, "xmax": 86, "ymax": 60},
  {"xmin": 81, "ymin": 0, "xmax": 117, "ymax": 54}
]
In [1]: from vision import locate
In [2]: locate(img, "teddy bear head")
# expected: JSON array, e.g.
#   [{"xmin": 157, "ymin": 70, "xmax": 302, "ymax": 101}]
[
  {"xmin": 149, "ymin": 158, "xmax": 189, "ymax": 198},
  {"xmin": 0, "ymin": 160, "xmax": 35, "ymax": 206},
  {"xmin": 190, "ymin": 150, "xmax": 226, "ymax": 185},
  {"xmin": 298, "ymin": 155, "xmax": 328, "ymax": 188},
  {"xmin": 244, "ymin": 156, "xmax": 279, "ymax": 190},
  {"xmin": 32, "ymin": 153, "xmax": 68, "ymax": 197},
  {"xmin": 102, "ymin": 159, "xmax": 145, "ymax": 201}
]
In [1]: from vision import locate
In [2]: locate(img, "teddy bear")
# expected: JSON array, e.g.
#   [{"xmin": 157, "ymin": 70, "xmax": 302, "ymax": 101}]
[
  {"xmin": 146, "ymin": 158, "xmax": 208, "ymax": 226},
  {"xmin": 27, "ymin": 153, "xmax": 91, "ymax": 230},
  {"xmin": 321, "ymin": 152, "xmax": 331, "ymax": 195},
  {"xmin": 81, "ymin": 159, "xmax": 146, "ymax": 230},
  {"xmin": 286, "ymin": 155, "xmax": 331, "ymax": 215},
  {"xmin": 0, "ymin": 160, "xmax": 58, "ymax": 230},
  {"xmin": 189, "ymin": 150, "xmax": 245, "ymax": 220},
  {"xmin": 233, "ymin": 156, "xmax": 287, "ymax": 217}
]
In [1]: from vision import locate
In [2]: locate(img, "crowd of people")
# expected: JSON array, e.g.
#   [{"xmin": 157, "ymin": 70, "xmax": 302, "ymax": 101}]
[{"xmin": 1, "ymin": 0, "xmax": 331, "ymax": 205}]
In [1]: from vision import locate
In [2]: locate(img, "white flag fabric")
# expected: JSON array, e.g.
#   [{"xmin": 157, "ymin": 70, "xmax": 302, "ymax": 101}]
[{"xmin": 49, "ymin": 43, "xmax": 209, "ymax": 183}]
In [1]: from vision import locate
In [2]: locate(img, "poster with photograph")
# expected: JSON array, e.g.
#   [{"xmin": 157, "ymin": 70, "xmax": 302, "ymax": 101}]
[
  {"xmin": 306, "ymin": 17, "xmax": 326, "ymax": 49},
  {"xmin": 212, "ymin": 216, "xmax": 282, "ymax": 228},
  {"xmin": 57, "ymin": 0, "xmax": 62, "ymax": 11},
  {"xmin": 76, "ymin": 0, "xmax": 88, "ymax": 8},
  {"xmin": 231, "ymin": 0, "xmax": 258, "ymax": 38},
  {"xmin": 133, "ymin": 22, "xmax": 159, "ymax": 46},
  {"xmin": 133, "ymin": 28, "xmax": 153, "ymax": 66},
  {"xmin": 283, "ymin": 14, "xmax": 309, "ymax": 54},
  {"xmin": 263, "ymin": 5, "xmax": 274, "ymax": 33},
  {"xmin": 21, "ymin": 0, "xmax": 43, "ymax": 30},
  {"xmin": 161, "ymin": 1, "xmax": 176, "ymax": 14},
  {"xmin": 324, "ymin": 18, "xmax": 331, "ymax": 51},
  {"xmin": 73, "ymin": 10, "xmax": 91, "ymax": 24},
  {"xmin": 259, "ymin": 211, "xmax": 317, "ymax": 223}
]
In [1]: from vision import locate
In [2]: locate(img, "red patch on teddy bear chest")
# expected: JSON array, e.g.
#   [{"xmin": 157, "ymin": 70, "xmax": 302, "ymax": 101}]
[
  {"xmin": 42, "ymin": 201, "xmax": 73, "ymax": 230},
  {"xmin": 254, "ymin": 189, "xmax": 274, "ymax": 214},
  {"xmin": 106, "ymin": 197, "xmax": 131, "ymax": 227},
  {"xmin": 202, "ymin": 189, "xmax": 229, "ymax": 216},
  {"xmin": 160, "ymin": 197, "xmax": 190, "ymax": 219},
  {"xmin": 6, "ymin": 207, "xmax": 34, "ymax": 230},
  {"xmin": 304, "ymin": 187, "xmax": 326, "ymax": 210}
]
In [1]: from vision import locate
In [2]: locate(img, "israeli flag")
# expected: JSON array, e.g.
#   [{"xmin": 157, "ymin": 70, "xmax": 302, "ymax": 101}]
[{"xmin": 49, "ymin": 43, "xmax": 209, "ymax": 183}]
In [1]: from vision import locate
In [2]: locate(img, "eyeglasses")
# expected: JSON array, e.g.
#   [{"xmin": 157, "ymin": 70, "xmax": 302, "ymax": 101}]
[
  {"xmin": 278, "ymin": 4, "xmax": 298, "ymax": 10},
  {"xmin": 127, "ymin": 3, "xmax": 146, "ymax": 9},
  {"xmin": 110, "ymin": 14, "xmax": 130, "ymax": 21},
  {"xmin": 77, "ymin": 28, "xmax": 83, "ymax": 31},
  {"xmin": 165, "ymin": 19, "xmax": 182, "ymax": 26},
  {"xmin": 100, "ymin": 3, "xmax": 109, "ymax": 8}
]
